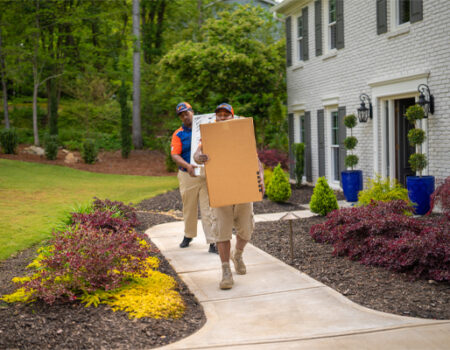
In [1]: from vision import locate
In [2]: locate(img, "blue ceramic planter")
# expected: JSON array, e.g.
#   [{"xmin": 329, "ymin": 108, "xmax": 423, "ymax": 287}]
[
  {"xmin": 406, "ymin": 176, "xmax": 435, "ymax": 215},
  {"xmin": 341, "ymin": 170, "xmax": 363, "ymax": 202}
]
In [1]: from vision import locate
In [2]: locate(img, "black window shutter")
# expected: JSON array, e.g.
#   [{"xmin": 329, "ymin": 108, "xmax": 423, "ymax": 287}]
[
  {"xmin": 288, "ymin": 113, "xmax": 295, "ymax": 179},
  {"xmin": 315, "ymin": 0, "xmax": 322, "ymax": 56},
  {"xmin": 410, "ymin": 0, "xmax": 423, "ymax": 23},
  {"xmin": 304, "ymin": 111, "xmax": 312, "ymax": 182},
  {"xmin": 317, "ymin": 109, "xmax": 325, "ymax": 177},
  {"xmin": 376, "ymin": 0, "xmax": 387, "ymax": 34},
  {"xmin": 338, "ymin": 106, "xmax": 347, "ymax": 184},
  {"xmin": 336, "ymin": 0, "xmax": 344, "ymax": 49},
  {"xmin": 302, "ymin": 7, "xmax": 309, "ymax": 61},
  {"xmin": 286, "ymin": 16, "xmax": 292, "ymax": 67}
]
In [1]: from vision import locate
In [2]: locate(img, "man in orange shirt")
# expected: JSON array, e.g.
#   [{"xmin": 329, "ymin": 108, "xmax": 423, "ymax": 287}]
[{"xmin": 171, "ymin": 102, "xmax": 216, "ymax": 253}]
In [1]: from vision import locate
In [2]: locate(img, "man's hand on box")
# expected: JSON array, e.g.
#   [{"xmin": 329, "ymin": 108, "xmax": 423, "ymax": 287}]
[
  {"xmin": 187, "ymin": 164, "xmax": 197, "ymax": 177},
  {"xmin": 196, "ymin": 154, "xmax": 209, "ymax": 164}
]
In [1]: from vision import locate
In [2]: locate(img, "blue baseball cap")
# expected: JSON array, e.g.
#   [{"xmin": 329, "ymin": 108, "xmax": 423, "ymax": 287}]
[
  {"xmin": 215, "ymin": 103, "xmax": 234, "ymax": 117},
  {"xmin": 176, "ymin": 102, "xmax": 193, "ymax": 115}
]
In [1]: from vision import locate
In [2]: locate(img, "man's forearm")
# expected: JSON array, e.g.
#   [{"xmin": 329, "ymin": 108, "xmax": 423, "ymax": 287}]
[{"xmin": 171, "ymin": 154, "xmax": 190, "ymax": 169}]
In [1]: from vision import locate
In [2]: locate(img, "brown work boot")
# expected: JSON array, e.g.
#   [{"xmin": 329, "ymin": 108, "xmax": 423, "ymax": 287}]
[
  {"xmin": 219, "ymin": 262, "xmax": 233, "ymax": 290},
  {"xmin": 231, "ymin": 249, "xmax": 246, "ymax": 275}
]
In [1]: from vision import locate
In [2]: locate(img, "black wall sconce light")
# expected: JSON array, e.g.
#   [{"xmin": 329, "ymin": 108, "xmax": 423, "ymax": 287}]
[
  {"xmin": 357, "ymin": 93, "xmax": 373, "ymax": 123},
  {"xmin": 417, "ymin": 84, "xmax": 434, "ymax": 118}
]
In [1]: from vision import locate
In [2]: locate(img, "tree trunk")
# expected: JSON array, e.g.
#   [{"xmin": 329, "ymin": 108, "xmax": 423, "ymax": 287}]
[
  {"xmin": 132, "ymin": 0, "xmax": 142, "ymax": 149},
  {"xmin": 33, "ymin": 82, "xmax": 40, "ymax": 146},
  {"xmin": 0, "ymin": 28, "xmax": 9, "ymax": 129},
  {"xmin": 33, "ymin": 0, "xmax": 40, "ymax": 146}
]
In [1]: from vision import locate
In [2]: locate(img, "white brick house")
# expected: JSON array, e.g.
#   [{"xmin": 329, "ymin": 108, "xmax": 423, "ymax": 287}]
[{"xmin": 273, "ymin": 0, "xmax": 450, "ymax": 189}]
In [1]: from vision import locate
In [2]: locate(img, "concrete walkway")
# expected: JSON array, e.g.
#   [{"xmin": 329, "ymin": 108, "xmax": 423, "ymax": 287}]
[{"xmin": 145, "ymin": 211, "xmax": 450, "ymax": 349}]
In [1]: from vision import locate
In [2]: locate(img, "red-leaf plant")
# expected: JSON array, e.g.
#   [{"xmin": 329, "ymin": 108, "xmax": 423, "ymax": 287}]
[
  {"xmin": 310, "ymin": 200, "xmax": 449, "ymax": 281},
  {"xmin": 22, "ymin": 225, "xmax": 155, "ymax": 304},
  {"xmin": 257, "ymin": 148, "xmax": 289, "ymax": 170},
  {"xmin": 427, "ymin": 176, "xmax": 450, "ymax": 218}
]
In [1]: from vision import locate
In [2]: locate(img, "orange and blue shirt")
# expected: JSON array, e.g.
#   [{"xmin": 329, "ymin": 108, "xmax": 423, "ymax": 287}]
[{"xmin": 171, "ymin": 124, "xmax": 192, "ymax": 172}]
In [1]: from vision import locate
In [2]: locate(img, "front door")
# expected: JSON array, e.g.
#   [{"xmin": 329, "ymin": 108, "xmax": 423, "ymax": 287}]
[{"xmin": 395, "ymin": 98, "xmax": 416, "ymax": 186}]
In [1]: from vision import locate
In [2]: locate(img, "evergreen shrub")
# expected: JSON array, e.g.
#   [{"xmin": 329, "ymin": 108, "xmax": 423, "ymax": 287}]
[
  {"xmin": 405, "ymin": 104, "xmax": 427, "ymax": 175},
  {"xmin": 343, "ymin": 114, "xmax": 359, "ymax": 170},
  {"xmin": 82, "ymin": 138, "xmax": 98, "ymax": 164},
  {"xmin": 309, "ymin": 177, "xmax": 338, "ymax": 216},
  {"xmin": 293, "ymin": 143, "xmax": 305, "ymax": 187},
  {"xmin": 357, "ymin": 175, "xmax": 411, "ymax": 207},
  {"xmin": 44, "ymin": 135, "xmax": 59, "ymax": 160},
  {"xmin": 310, "ymin": 200, "xmax": 449, "ymax": 281},
  {"xmin": 0, "ymin": 128, "xmax": 18, "ymax": 154},
  {"xmin": 263, "ymin": 168, "xmax": 273, "ymax": 189},
  {"xmin": 266, "ymin": 163, "xmax": 291, "ymax": 202}
]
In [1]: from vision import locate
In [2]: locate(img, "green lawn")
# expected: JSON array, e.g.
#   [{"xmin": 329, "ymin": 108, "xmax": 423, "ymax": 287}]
[{"xmin": 0, "ymin": 159, "xmax": 178, "ymax": 260}]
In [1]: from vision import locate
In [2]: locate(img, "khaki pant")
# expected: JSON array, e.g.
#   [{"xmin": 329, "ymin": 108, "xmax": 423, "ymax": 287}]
[
  {"xmin": 178, "ymin": 169, "xmax": 214, "ymax": 243},
  {"xmin": 212, "ymin": 203, "xmax": 254, "ymax": 242}
]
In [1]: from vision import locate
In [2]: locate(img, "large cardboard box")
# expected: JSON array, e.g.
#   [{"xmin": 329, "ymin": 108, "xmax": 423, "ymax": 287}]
[{"xmin": 200, "ymin": 118, "xmax": 262, "ymax": 207}]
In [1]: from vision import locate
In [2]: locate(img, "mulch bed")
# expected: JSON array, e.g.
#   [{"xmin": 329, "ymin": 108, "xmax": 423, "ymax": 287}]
[
  {"xmin": 1, "ymin": 152, "xmax": 449, "ymax": 349},
  {"xmin": 0, "ymin": 212, "xmax": 205, "ymax": 350}
]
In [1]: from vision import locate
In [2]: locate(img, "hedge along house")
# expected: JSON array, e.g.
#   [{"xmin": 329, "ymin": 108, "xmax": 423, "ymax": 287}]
[{"xmin": 272, "ymin": 0, "xmax": 450, "ymax": 189}]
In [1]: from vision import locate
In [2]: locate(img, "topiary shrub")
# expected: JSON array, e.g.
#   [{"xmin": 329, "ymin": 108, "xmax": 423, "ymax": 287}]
[
  {"xmin": 309, "ymin": 176, "xmax": 339, "ymax": 216},
  {"xmin": 310, "ymin": 200, "xmax": 449, "ymax": 281},
  {"xmin": 44, "ymin": 134, "xmax": 59, "ymax": 160},
  {"xmin": 0, "ymin": 128, "xmax": 18, "ymax": 154},
  {"xmin": 266, "ymin": 163, "xmax": 291, "ymax": 202},
  {"xmin": 82, "ymin": 138, "xmax": 98, "ymax": 164},
  {"xmin": 357, "ymin": 175, "xmax": 411, "ymax": 207},
  {"xmin": 343, "ymin": 114, "xmax": 359, "ymax": 170},
  {"xmin": 405, "ymin": 104, "xmax": 427, "ymax": 176},
  {"xmin": 293, "ymin": 143, "xmax": 305, "ymax": 187}
]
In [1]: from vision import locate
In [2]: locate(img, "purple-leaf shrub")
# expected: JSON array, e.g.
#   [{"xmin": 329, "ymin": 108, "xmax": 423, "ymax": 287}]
[
  {"xmin": 427, "ymin": 176, "xmax": 450, "ymax": 218},
  {"xmin": 257, "ymin": 149, "xmax": 288, "ymax": 170},
  {"xmin": 21, "ymin": 226, "xmax": 154, "ymax": 304},
  {"xmin": 16, "ymin": 199, "xmax": 153, "ymax": 304},
  {"xmin": 310, "ymin": 200, "xmax": 449, "ymax": 281},
  {"xmin": 72, "ymin": 210, "xmax": 139, "ymax": 233},
  {"xmin": 92, "ymin": 197, "xmax": 138, "ymax": 223}
]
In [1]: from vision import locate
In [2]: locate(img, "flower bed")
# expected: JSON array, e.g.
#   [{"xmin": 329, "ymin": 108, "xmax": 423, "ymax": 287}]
[
  {"xmin": 1, "ymin": 199, "xmax": 185, "ymax": 319},
  {"xmin": 310, "ymin": 200, "xmax": 449, "ymax": 281}
]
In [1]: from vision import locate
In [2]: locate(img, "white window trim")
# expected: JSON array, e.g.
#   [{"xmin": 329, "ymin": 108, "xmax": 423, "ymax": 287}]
[
  {"xmin": 390, "ymin": 0, "xmax": 412, "ymax": 32},
  {"xmin": 295, "ymin": 113, "xmax": 307, "ymax": 183},
  {"xmin": 325, "ymin": 107, "xmax": 341, "ymax": 189},
  {"xmin": 328, "ymin": 0, "xmax": 337, "ymax": 50},
  {"xmin": 297, "ymin": 15, "xmax": 303, "ymax": 61},
  {"xmin": 321, "ymin": 0, "xmax": 338, "ymax": 57}
]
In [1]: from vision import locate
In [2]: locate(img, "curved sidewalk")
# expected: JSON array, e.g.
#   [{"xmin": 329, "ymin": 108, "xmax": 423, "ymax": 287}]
[{"xmin": 146, "ymin": 211, "xmax": 450, "ymax": 350}]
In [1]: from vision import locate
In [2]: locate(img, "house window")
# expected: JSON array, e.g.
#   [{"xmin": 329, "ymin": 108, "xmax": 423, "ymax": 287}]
[
  {"xmin": 331, "ymin": 110, "xmax": 340, "ymax": 181},
  {"xmin": 297, "ymin": 15, "xmax": 304, "ymax": 61},
  {"xmin": 398, "ymin": 0, "xmax": 411, "ymax": 24},
  {"xmin": 328, "ymin": 0, "xmax": 337, "ymax": 49}
]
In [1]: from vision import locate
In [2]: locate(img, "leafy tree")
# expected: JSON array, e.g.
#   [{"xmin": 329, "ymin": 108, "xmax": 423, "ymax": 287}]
[{"xmin": 158, "ymin": 5, "xmax": 286, "ymax": 147}]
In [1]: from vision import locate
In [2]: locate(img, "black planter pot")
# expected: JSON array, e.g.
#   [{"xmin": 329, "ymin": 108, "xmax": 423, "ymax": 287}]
[
  {"xmin": 341, "ymin": 170, "xmax": 363, "ymax": 202},
  {"xmin": 406, "ymin": 175, "xmax": 435, "ymax": 215}
]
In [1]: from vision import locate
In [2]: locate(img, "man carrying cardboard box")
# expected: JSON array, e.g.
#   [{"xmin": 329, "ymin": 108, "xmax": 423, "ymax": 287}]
[
  {"xmin": 194, "ymin": 103, "xmax": 264, "ymax": 290},
  {"xmin": 170, "ymin": 102, "xmax": 217, "ymax": 253}
]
